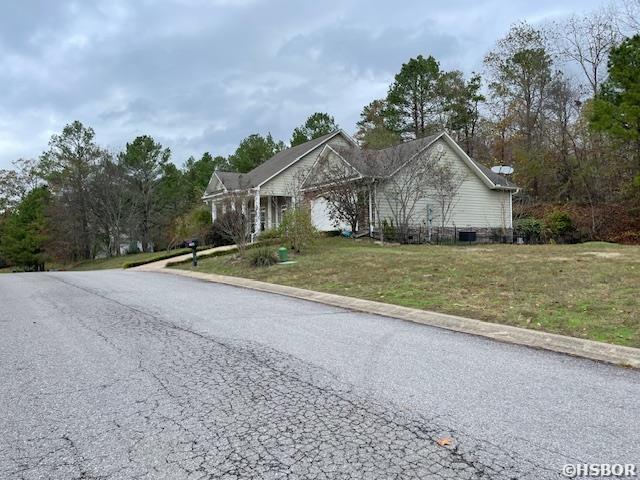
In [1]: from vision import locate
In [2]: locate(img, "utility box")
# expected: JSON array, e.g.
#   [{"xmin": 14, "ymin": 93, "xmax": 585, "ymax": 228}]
[
  {"xmin": 278, "ymin": 247, "xmax": 289, "ymax": 263},
  {"xmin": 458, "ymin": 231, "xmax": 477, "ymax": 242}
]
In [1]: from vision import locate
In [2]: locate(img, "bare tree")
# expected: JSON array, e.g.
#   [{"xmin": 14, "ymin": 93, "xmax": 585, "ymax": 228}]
[
  {"xmin": 302, "ymin": 146, "xmax": 368, "ymax": 234},
  {"xmin": 377, "ymin": 144, "xmax": 442, "ymax": 243},
  {"xmin": 550, "ymin": 10, "xmax": 620, "ymax": 97},
  {"xmin": 425, "ymin": 162, "xmax": 466, "ymax": 235},
  {"xmin": 0, "ymin": 170, "xmax": 23, "ymax": 214},
  {"xmin": 285, "ymin": 165, "xmax": 312, "ymax": 207},
  {"xmin": 213, "ymin": 193, "xmax": 251, "ymax": 254},
  {"xmin": 90, "ymin": 153, "xmax": 135, "ymax": 257},
  {"xmin": 619, "ymin": 0, "xmax": 640, "ymax": 33}
]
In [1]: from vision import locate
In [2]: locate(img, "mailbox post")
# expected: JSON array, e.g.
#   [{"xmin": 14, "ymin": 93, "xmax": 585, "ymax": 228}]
[{"xmin": 188, "ymin": 239, "xmax": 198, "ymax": 267}]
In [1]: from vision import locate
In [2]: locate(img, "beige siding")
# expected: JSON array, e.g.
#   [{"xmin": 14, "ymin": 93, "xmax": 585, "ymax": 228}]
[
  {"xmin": 260, "ymin": 134, "xmax": 351, "ymax": 196},
  {"xmin": 204, "ymin": 174, "xmax": 224, "ymax": 196},
  {"xmin": 377, "ymin": 139, "xmax": 512, "ymax": 229}
]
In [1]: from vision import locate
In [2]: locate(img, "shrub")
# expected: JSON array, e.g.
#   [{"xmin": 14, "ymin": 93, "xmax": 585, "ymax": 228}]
[
  {"xmin": 279, "ymin": 207, "xmax": 318, "ymax": 253},
  {"xmin": 248, "ymin": 246, "xmax": 279, "ymax": 267},
  {"xmin": 381, "ymin": 219, "xmax": 397, "ymax": 242},
  {"xmin": 204, "ymin": 211, "xmax": 247, "ymax": 248},
  {"xmin": 544, "ymin": 210, "xmax": 579, "ymax": 243},
  {"xmin": 514, "ymin": 217, "xmax": 544, "ymax": 244},
  {"xmin": 258, "ymin": 228, "xmax": 280, "ymax": 241}
]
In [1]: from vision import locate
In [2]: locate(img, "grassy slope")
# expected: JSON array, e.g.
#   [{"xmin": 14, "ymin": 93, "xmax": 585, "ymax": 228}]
[{"xmin": 176, "ymin": 238, "xmax": 640, "ymax": 348}]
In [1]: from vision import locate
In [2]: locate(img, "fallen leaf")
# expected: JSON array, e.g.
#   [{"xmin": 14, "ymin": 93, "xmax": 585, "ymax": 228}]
[{"xmin": 436, "ymin": 437, "xmax": 453, "ymax": 447}]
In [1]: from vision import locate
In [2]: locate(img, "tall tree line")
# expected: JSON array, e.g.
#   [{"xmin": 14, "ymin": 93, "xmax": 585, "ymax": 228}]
[
  {"xmin": 0, "ymin": 111, "xmax": 339, "ymax": 267},
  {"xmin": 0, "ymin": 122, "xmax": 223, "ymax": 267}
]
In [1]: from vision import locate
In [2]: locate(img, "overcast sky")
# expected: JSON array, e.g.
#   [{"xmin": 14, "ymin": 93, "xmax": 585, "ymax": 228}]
[{"xmin": 0, "ymin": 0, "xmax": 606, "ymax": 169}]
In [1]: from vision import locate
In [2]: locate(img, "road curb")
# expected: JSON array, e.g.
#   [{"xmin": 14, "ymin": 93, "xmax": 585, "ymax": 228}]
[{"xmin": 139, "ymin": 254, "xmax": 640, "ymax": 369}]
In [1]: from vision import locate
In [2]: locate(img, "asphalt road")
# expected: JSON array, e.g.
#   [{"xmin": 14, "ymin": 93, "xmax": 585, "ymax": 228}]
[{"xmin": 0, "ymin": 271, "xmax": 638, "ymax": 479}]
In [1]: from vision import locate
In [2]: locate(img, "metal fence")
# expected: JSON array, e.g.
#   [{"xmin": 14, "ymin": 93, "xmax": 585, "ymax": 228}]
[{"xmin": 374, "ymin": 226, "xmax": 513, "ymax": 245}]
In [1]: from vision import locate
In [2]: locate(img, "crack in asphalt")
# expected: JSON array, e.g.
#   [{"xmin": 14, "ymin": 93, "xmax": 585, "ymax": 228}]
[{"xmin": 0, "ymin": 274, "xmax": 568, "ymax": 479}]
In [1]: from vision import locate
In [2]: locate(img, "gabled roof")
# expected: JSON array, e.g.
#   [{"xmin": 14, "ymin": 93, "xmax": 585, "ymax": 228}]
[
  {"xmin": 346, "ymin": 133, "xmax": 442, "ymax": 178},
  {"xmin": 215, "ymin": 172, "xmax": 247, "ymax": 191},
  {"xmin": 306, "ymin": 132, "xmax": 518, "ymax": 191},
  {"xmin": 204, "ymin": 130, "xmax": 350, "ymax": 197},
  {"xmin": 470, "ymin": 161, "xmax": 517, "ymax": 189}
]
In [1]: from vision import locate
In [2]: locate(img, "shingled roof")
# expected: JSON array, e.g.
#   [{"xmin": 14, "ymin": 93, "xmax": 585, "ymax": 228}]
[
  {"xmin": 212, "ymin": 131, "xmax": 343, "ymax": 192},
  {"xmin": 207, "ymin": 130, "xmax": 517, "ymax": 196},
  {"xmin": 470, "ymin": 161, "xmax": 517, "ymax": 189},
  {"xmin": 314, "ymin": 132, "xmax": 517, "ymax": 191}
]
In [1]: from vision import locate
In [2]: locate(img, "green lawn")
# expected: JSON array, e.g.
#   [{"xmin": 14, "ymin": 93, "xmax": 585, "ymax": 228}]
[{"xmin": 175, "ymin": 237, "xmax": 640, "ymax": 348}]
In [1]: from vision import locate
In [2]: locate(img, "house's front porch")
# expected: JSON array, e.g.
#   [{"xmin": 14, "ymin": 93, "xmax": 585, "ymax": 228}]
[{"xmin": 207, "ymin": 193, "xmax": 293, "ymax": 235}]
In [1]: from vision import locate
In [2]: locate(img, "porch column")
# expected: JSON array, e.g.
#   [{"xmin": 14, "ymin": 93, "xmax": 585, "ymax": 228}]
[
  {"xmin": 368, "ymin": 185, "xmax": 373, "ymax": 236},
  {"xmin": 274, "ymin": 197, "xmax": 279, "ymax": 226},
  {"xmin": 241, "ymin": 199, "xmax": 247, "ymax": 216},
  {"xmin": 254, "ymin": 188, "xmax": 261, "ymax": 233},
  {"xmin": 267, "ymin": 196, "xmax": 272, "ymax": 229},
  {"xmin": 211, "ymin": 201, "xmax": 217, "ymax": 222}
]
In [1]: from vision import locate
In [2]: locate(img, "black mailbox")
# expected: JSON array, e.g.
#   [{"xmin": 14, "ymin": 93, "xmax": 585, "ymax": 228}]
[{"xmin": 188, "ymin": 239, "xmax": 198, "ymax": 266}]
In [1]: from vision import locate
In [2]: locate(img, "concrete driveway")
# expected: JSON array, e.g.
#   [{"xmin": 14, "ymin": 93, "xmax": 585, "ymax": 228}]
[{"xmin": 0, "ymin": 270, "xmax": 638, "ymax": 479}]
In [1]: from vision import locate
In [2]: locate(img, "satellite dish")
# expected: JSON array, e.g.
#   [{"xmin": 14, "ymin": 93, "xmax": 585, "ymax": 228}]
[{"xmin": 491, "ymin": 165, "xmax": 514, "ymax": 175}]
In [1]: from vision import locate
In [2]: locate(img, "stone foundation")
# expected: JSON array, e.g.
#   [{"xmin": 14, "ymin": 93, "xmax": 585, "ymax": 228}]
[{"xmin": 376, "ymin": 226, "xmax": 514, "ymax": 244}]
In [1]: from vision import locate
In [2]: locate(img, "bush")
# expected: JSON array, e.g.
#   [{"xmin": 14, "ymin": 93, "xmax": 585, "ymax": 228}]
[
  {"xmin": 514, "ymin": 217, "xmax": 544, "ymax": 244},
  {"xmin": 258, "ymin": 228, "xmax": 280, "ymax": 241},
  {"xmin": 248, "ymin": 246, "xmax": 279, "ymax": 267},
  {"xmin": 204, "ymin": 211, "xmax": 242, "ymax": 247},
  {"xmin": 381, "ymin": 219, "xmax": 397, "ymax": 242},
  {"xmin": 544, "ymin": 210, "xmax": 579, "ymax": 243},
  {"xmin": 279, "ymin": 208, "xmax": 318, "ymax": 253}
]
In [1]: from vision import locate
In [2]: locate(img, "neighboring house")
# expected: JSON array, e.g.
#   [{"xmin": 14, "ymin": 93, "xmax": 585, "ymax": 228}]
[
  {"xmin": 202, "ymin": 130, "xmax": 518, "ymax": 242},
  {"xmin": 202, "ymin": 130, "xmax": 355, "ymax": 236}
]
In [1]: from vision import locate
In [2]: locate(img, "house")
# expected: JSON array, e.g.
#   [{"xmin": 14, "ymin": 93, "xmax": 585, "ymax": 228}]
[
  {"xmin": 202, "ymin": 130, "xmax": 356, "ymax": 236},
  {"xmin": 202, "ymin": 130, "xmax": 518, "ymax": 242}
]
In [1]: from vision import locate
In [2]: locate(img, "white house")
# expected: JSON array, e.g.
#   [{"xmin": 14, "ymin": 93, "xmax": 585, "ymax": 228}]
[
  {"xmin": 202, "ymin": 130, "xmax": 355, "ymax": 236},
  {"xmin": 202, "ymin": 130, "xmax": 518, "ymax": 242}
]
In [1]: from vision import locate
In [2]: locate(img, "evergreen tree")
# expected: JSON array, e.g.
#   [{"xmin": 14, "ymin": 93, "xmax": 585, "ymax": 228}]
[
  {"xmin": 290, "ymin": 113, "xmax": 339, "ymax": 146},
  {"xmin": 591, "ymin": 35, "xmax": 640, "ymax": 175},
  {"xmin": 386, "ymin": 55, "xmax": 442, "ymax": 139},
  {"xmin": 228, "ymin": 133, "xmax": 285, "ymax": 173},
  {"xmin": 0, "ymin": 187, "xmax": 50, "ymax": 270}
]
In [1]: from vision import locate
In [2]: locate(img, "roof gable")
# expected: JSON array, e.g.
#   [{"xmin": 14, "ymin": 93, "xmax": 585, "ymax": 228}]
[
  {"xmin": 311, "ymin": 132, "xmax": 517, "ymax": 191},
  {"xmin": 203, "ymin": 130, "xmax": 354, "ymax": 198},
  {"xmin": 203, "ymin": 130, "xmax": 516, "ymax": 200},
  {"xmin": 250, "ymin": 130, "xmax": 353, "ymax": 188},
  {"xmin": 301, "ymin": 145, "xmax": 364, "ymax": 190}
]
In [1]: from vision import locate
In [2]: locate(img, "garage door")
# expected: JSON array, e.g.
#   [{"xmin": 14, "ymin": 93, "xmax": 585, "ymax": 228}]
[{"xmin": 310, "ymin": 197, "xmax": 339, "ymax": 232}]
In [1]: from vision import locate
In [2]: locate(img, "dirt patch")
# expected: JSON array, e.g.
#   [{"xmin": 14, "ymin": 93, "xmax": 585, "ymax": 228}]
[{"xmin": 579, "ymin": 252, "xmax": 622, "ymax": 259}]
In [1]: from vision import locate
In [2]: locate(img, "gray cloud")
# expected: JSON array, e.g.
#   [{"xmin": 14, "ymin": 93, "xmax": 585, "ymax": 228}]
[{"xmin": 0, "ymin": 0, "xmax": 605, "ymax": 168}]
